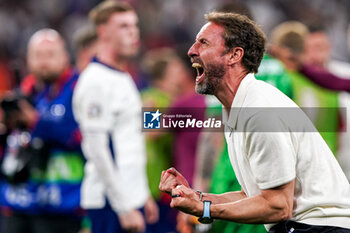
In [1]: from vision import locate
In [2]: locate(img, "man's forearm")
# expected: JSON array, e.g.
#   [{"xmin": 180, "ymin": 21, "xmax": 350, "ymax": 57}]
[
  {"xmin": 171, "ymin": 181, "xmax": 294, "ymax": 224},
  {"xmin": 169, "ymin": 184, "xmax": 291, "ymax": 224},
  {"xmin": 201, "ymin": 190, "xmax": 246, "ymax": 204},
  {"xmin": 209, "ymin": 181, "xmax": 294, "ymax": 224},
  {"xmin": 210, "ymin": 193, "xmax": 291, "ymax": 224}
]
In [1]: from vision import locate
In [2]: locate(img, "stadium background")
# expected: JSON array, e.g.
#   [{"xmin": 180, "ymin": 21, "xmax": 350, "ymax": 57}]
[{"xmin": 0, "ymin": 0, "xmax": 349, "ymax": 91}]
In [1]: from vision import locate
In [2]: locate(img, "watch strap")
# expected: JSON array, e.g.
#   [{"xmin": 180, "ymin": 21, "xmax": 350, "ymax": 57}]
[
  {"xmin": 198, "ymin": 200, "xmax": 213, "ymax": 224},
  {"xmin": 203, "ymin": 200, "xmax": 211, "ymax": 218}
]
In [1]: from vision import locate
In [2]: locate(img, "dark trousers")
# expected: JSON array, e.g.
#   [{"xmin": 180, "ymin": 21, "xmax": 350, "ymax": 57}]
[
  {"xmin": 87, "ymin": 200, "xmax": 178, "ymax": 233},
  {"xmin": 269, "ymin": 220, "xmax": 350, "ymax": 233},
  {"xmin": 87, "ymin": 202, "xmax": 150, "ymax": 233},
  {"xmin": 2, "ymin": 213, "xmax": 81, "ymax": 233}
]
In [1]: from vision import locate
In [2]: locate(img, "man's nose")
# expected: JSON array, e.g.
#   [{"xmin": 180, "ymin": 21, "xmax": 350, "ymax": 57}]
[{"xmin": 187, "ymin": 43, "xmax": 198, "ymax": 58}]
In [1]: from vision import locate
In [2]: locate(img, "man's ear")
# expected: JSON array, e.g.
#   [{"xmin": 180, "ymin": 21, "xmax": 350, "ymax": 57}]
[{"xmin": 228, "ymin": 47, "xmax": 244, "ymax": 66}]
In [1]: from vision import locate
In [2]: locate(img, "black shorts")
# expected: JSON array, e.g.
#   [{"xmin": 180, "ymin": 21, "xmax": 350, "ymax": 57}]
[{"xmin": 269, "ymin": 220, "xmax": 350, "ymax": 233}]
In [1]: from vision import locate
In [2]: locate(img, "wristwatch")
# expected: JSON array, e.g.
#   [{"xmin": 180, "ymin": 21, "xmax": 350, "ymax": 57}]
[{"xmin": 198, "ymin": 200, "xmax": 213, "ymax": 224}]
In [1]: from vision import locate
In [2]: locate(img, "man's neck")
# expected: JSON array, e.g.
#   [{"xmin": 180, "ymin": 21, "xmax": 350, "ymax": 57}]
[
  {"xmin": 214, "ymin": 70, "xmax": 248, "ymax": 114},
  {"xmin": 97, "ymin": 43, "xmax": 127, "ymax": 71}
]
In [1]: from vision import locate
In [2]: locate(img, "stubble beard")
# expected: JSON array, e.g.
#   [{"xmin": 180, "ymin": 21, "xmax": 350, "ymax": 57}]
[
  {"xmin": 35, "ymin": 70, "xmax": 62, "ymax": 84},
  {"xmin": 195, "ymin": 63, "xmax": 226, "ymax": 95}
]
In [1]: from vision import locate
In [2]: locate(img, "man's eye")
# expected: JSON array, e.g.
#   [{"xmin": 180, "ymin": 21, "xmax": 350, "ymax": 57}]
[{"xmin": 199, "ymin": 39, "xmax": 208, "ymax": 44}]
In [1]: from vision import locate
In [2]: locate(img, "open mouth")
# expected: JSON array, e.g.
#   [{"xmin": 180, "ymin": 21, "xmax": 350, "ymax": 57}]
[{"xmin": 192, "ymin": 63, "xmax": 205, "ymax": 83}]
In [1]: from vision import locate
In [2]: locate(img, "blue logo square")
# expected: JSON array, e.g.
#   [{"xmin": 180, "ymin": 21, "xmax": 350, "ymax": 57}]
[{"xmin": 143, "ymin": 110, "xmax": 161, "ymax": 129}]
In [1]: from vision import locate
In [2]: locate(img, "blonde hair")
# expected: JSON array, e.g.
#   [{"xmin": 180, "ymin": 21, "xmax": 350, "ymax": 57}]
[
  {"xmin": 89, "ymin": 1, "xmax": 134, "ymax": 26},
  {"xmin": 271, "ymin": 21, "xmax": 309, "ymax": 54}
]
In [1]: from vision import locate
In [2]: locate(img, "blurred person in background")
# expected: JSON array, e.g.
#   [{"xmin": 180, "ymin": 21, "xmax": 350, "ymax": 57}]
[
  {"xmin": 0, "ymin": 28, "xmax": 84, "ymax": 233},
  {"xmin": 72, "ymin": 24, "xmax": 101, "ymax": 233},
  {"xmin": 167, "ymin": 54, "xmax": 206, "ymax": 189},
  {"xmin": 141, "ymin": 47, "xmax": 209, "ymax": 233},
  {"xmin": 166, "ymin": 53, "xmax": 206, "ymax": 233},
  {"xmin": 303, "ymin": 21, "xmax": 350, "ymax": 78},
  {"xmin": 72, "ymin": 25, "xmax": 98, "ymax": 73},
  {"xmin": 72, "ymin": 1, "xmax": 158, "ymax": 233},
  {"xmin": 0, "ymin": 43, "xmax": 15, "ymax": 99},
  {"xmin": 304, "ymin": 23, "xmax": 332, "ymax": 69},
  {"xmin": 302, "ymin": 22, "xmax": 350, "ymax": 181},
  {"xmin": 141, "ymin": 47, "xmax": 186, "ymax": 232},
  {"xmin": 142, "ymin": 48, "xmax": 184, "ymax": 108},
  {"xmin": 269, "ymin": 21, "xmax": 340, "ymax": 155}
]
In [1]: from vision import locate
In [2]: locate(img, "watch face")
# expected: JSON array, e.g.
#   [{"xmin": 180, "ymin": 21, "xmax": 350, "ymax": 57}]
[{"xmin": 198, "ymin": 217, "xmax": 213, "ymax": 224}]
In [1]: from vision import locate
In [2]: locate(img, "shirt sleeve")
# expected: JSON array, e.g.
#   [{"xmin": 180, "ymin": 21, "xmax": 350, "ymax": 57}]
[
  {"xmin": 74, "ymin": 74, "xmax": 150, "ymax": 213},
  {"xmin": 244, "ymin": 113, "xmax": 296, "ymax": 189},
  {"xmin": 300, "ymin": 64, "xmax": 350, "ymax": 92},
  {"xmin": 74, "ymin": 83, "xmax": 115, "ymax": 132},
  {"xmin": 81, "ymin": 131, "xmax": 133, "ymax": 214}
]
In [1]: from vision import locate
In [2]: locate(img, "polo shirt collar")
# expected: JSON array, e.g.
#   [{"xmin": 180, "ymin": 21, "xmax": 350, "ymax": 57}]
[{"xmin": 222, "ymin": 73, "xmax": 256, "ymax": 129}]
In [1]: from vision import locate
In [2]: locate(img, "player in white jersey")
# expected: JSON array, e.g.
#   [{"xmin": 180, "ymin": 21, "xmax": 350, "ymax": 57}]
[
  {"xmin": 73, "ymin": 1, "xmax": 158, "ymax": 233},
  {"xmin": 159, "ymin": 12, "xmax": 350, "ymax": 232}
]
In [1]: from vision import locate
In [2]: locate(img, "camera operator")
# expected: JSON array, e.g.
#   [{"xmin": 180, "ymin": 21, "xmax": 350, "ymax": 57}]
[{"xmin": 0, "ymin": 29, "xmax": 84, "ymax": 233}]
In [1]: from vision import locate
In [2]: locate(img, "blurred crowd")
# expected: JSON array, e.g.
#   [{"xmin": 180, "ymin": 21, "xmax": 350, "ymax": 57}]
[
  {"xmin": 0, "ymin": 0, "xmax": 349, "ymax": 91},
  {"xmin": 0, "ymin": 0, "xmax": 349, "ymax": 233}
]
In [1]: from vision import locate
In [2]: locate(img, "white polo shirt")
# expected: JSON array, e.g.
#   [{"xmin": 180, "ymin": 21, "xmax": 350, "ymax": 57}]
[
  {"xmin": 223, "ymin": 73, "xmax": 350, "ymax": 230},
  {"xmin": 73, "ymin": 58, "xmax": 149, "ymax": 214}
]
